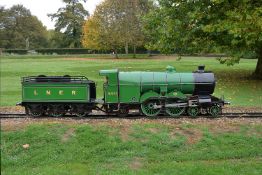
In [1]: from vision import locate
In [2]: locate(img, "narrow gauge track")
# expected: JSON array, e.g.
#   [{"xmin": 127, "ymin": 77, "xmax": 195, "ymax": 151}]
[{"xmin": 1, "ymin": 112, "xmax": 262, "ymax": 119}]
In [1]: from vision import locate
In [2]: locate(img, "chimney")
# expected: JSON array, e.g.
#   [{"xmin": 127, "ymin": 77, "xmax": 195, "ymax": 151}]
[{"xmin": 198, "ymin": 65, "xmax": 205, "ymax": 73}]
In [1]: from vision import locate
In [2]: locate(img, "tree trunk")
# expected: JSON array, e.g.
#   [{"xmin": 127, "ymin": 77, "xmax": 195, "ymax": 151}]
[
  {"xmin": 254, "ymin": 51, "xmax": 262, "ymax": 79},
  {"xmin": 114, "ymin": 49, "xmax": 118, "ymax": 59},
  {"xmin": 125, "ymin": 42, "xmax": 129, "ymax": 54},
  {"xmin": 133, "ymin": 45, "xmax": 136, "ymax": 58}
]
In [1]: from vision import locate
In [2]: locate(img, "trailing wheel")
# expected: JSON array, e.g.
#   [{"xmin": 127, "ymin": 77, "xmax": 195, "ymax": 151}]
[
  {"xmin": 209, "ymin": 105, "xmax": 221, "ymax": 117},
  {"xmin": 73, "ymin": 104, "xmax": 89, "ymax": 117},
  {"xmin": 118, "ymin": 107, "xmax": 129, "ymax": 117},
  {"xmin": 141, "ymin": 99, "xmax": 161, "ymax": 117},
  {"xmin": 187, "ymin": 107, "xmax": 199, "ymax": 117}
]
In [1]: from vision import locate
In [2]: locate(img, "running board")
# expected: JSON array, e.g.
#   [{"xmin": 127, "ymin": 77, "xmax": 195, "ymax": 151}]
[{"xmin": 153, "ymin": 103, "xmax": 188, "ymax": 109}]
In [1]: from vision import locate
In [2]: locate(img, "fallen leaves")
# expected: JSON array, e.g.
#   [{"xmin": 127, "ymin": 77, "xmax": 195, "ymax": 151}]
[{"xmin": 22, "ymin": 144, "xmax": 30, "ymax": 149}]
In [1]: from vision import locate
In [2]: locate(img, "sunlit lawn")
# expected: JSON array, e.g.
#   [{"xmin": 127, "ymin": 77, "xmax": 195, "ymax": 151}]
[
  {"xmin": 0, "ymin": 54, "xmax": 261, "ymax": 107},
  {"xmin": 1, "ymin": 120, "xmax": 262, "ymax": 175}
]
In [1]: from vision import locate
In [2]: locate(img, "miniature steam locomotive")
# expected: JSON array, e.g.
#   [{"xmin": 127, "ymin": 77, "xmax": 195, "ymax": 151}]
[{"xmin": 17, "ymin": 65, "xmax": 229, "ymax": 117}]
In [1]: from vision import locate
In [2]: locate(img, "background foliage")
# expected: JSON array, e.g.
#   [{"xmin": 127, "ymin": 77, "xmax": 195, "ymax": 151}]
[{"xmin": 0, "ymin": 5, "xmax": 48, "ymax": 49}]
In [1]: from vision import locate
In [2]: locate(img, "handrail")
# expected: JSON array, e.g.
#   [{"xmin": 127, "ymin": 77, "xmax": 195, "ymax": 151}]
[{"xmin": 22, "ymin": 76, "xmax": 89, "ymax": 83}]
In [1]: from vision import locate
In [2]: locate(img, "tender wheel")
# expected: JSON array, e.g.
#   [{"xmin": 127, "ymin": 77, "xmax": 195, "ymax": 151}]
[
  {"xmin": 29, "ymin": 104, "xmax": 42, "ymax": 117},
  {"xmin": 50, "ymin": 105, "xmax": 64, "ymax": 117},
  {"xmin": 72, "ymin": 104, "xmax": 89, "ymax": 117},
  {"xmin": 31, "ymin": 111, "xmax": 42, "ymax": 117},
  {"xmin": 187, "ymin": 107, "xmax": 199, "ymax": 117},
  {"xmin": 141, "ymin": 99, "xmax": 161, "ymax": 117},
  {"xmin": 209, "ymin": 105, "xmax": 221, "ymax": 117},
  {"xmin": 51, "ymin": 112, "xmax": 64, "ymax": 117}
]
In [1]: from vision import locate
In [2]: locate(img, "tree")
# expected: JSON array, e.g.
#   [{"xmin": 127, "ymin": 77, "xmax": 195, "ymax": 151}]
[
  {"xmin": 82, "ymin": 0, "xmax": 152, "ymax": 58},
  {"xmin": 82, "ymin": 0, "xmax": 123, "ymax": 58},
  {"xmin": 81, "ymin": 16, "xmax": 101, "ymax": 50},
  {"xmin": 120, "ymin": 0, "xmax": 153, "ymax": 57},
  {"xmin": 48, "ymin": 0, "xmax": 89, "ymax": 48},
  {"xmin": 0, "ymin": 5, "xmax": 48, "ymax": 49},
  {"xmin": 144, "ymin": 0, "xmax": 262, "ymax": 79},
  {"xmin": 47, "ymin": 30, "xmax": 67, "ymax": 48}
]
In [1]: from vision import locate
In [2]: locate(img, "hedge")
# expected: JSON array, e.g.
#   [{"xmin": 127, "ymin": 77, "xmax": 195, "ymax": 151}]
[
  {"xmin": 1, "ymin": 47, "xmax": 152, "ymax": 55},
  {"xmin": 2, "ymin": 49, "xmax": 28, "ymax": 55},
  {"xmin": 35, "ymin": 48, "xmax": 92, "ymax": 54}
]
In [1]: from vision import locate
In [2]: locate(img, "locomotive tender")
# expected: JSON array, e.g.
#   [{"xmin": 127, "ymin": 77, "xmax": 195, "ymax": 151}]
[{"xmin": 17, "ymin": 65, "xmax": 228, "ymax": 117}]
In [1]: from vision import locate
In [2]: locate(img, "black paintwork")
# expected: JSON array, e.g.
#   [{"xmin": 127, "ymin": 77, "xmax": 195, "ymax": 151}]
[{"xmin": 193, "ymin": 72, "xmax": 216, "ymax": 95}]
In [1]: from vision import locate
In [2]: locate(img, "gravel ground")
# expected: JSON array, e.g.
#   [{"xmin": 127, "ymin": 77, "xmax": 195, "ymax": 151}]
[
  {"xmin": 1, "ymin": 106, "xmax": 262, "ymax": 114},
  {"xmin": 1, "ymin": 106, "xmax": 262, "ymax": 132},
  {"xmin": 1, "ymin": 115, "xmax": 262, "ymax": 132}
]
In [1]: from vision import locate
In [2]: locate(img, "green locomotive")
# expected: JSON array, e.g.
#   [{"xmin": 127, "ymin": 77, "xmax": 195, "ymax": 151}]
[{"xmin": 18, "ymin": 66, "xmax": 228, "ymax": 117}]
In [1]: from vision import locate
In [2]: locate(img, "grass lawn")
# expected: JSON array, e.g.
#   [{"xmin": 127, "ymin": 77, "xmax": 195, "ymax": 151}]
[
  {"xmin": 0, "ymin": 54, "xmax": 261, "ymax": 107},
  {"xmin": 1, "ymin": 118, "xmax": 262, "ymax": 175}
]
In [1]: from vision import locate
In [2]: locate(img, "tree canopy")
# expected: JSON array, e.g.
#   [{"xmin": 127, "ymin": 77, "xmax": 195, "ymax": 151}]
[
  {"xmin": 143, "ymin": 0, "xmax": 262, "ymax": 78},
  {"xmin": 82, "ymin": 0, "xmax": 152, "ymax": 58},
  {"xmin": 48, "ymin": 0, "xmax": 89, "ymax": 48},
  {"xmin": 0, "ymin": 5, "xmax": 48, "ymax": 49}
]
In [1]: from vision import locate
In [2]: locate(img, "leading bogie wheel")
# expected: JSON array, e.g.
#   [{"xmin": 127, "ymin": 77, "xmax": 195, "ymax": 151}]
[
  {"xmin": 187, "ymin": 107, "xmax": 199, "ymax": 117},
  {"xmin": 209, "ymin": 105, "xmax": 221, "ymax": 117},
  {"xmin": 141, "ymin": 99, "xmax": 161, "ymax": 117}
]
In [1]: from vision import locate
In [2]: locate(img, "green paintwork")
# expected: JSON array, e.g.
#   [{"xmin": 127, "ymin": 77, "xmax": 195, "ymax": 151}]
[
  {"xmin": 99, "ymin": 69, "xmax": 195, "ymax": 103},
  {"xmin": 99, "ymin": 69, "xmax": 119, "ymax": 103},
  {"xmin": 22, "ymin": 83, "xmax": 89, "ymax": 103},
  {"xmin": 119, "ymin": 72, "xmax": 141, "ymax": 103},
  {"xmin": 167, "ymin": 91, "xmax": 187, "ymax": 100},
  {"xmin": 140, "ymin": 91, "xmax": 159, "ymax": 103},
  {"xmin": 166, "ymin": 65, "xmax": 176, "ymax": 73}
]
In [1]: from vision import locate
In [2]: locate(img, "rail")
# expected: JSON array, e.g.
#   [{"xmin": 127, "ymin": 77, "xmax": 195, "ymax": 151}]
[{"xmin": 1, "ymin": 112, "xmax": 262, "ymax": 119}]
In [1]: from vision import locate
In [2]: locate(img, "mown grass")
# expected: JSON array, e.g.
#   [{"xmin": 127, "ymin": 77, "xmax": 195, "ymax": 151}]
[
  {"xmin": 1, "ymin": 121, "xmax": 262, "ymax": 175},
  {"xmin": 0, "ymin": 54, "xmax": 261, "ymax": 106}
]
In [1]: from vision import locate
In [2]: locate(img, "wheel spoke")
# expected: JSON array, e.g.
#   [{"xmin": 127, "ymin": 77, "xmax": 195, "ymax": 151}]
[
  {"xmin": 166, "ymin": 107, "xmax": 185, "ymax": 117},
  {"xmin": 141, "ymin": 100, "xmax": 161, "ymax": 117},
  {"xmin": 165, "ymin": 99, "xmax": 185, "ymax": 117},
  {"xmin": 209, "ymin": 105, "xmax": 221, "ymax": 117},
  {"xmin": 187, "ymin": 107, "xmax": 199, "ymax": 117}
]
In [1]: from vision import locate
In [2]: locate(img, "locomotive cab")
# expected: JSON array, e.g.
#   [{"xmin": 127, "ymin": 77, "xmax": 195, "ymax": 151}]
[{"xmin": 99, "ymin": 69, "xmax": 119, "ymax": 103}]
